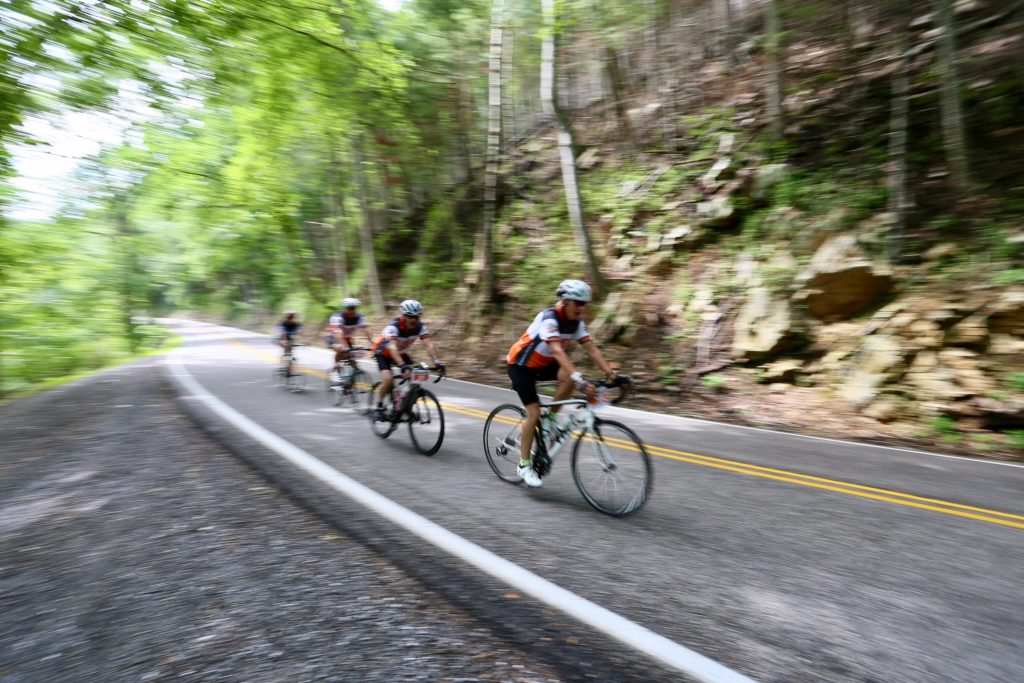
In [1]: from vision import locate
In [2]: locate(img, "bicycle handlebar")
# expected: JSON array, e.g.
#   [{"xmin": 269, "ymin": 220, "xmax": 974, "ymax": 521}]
[{"xmin": 593, "ymin": 375, "xmax": 633, "ymax": 405}]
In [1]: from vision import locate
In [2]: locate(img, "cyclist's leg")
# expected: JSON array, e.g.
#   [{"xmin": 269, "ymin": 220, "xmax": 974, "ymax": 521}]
[
  {"xmin": 375, "ymin": 350, "xmax": 394, "ymax": 407},
  {"xmin": 508, "ymin": 364, "xmax": 544, "ymax": 464}
]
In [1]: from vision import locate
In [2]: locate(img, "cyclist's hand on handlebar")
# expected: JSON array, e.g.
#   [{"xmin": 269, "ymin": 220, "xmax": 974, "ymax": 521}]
[{"xmin": 399, "ymin": 363, "xmax": 412, "ymax": 375}]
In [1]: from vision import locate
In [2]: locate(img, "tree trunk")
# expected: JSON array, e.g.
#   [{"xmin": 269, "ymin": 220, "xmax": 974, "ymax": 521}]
[
  {"xmin": 936, "ymin": 0, "xmax": 971, "ymax": 194},
  {"xmin": 541, "ymin": 0, "xmax": 604, "ymax": 295},
  {"xmin": 888, "ymin": 21, "xmax": 910, "ymax": 261},
  {"xmin": 352, "ymin": 135, "xmax": 385, "ymax": 316},
  {"xmin": 602, "ymin": 44, "xmax": 633, "ymax": 144},
  {"xmin": 480, "ymin": 0, "xmax": 505, "ymax": 307},
  {"xmin": 112, "ymin": 193, "xmax": 142, "ymax": 352},
  {"xmin": 327, "ymin": 146, "xmax": 348, "ymax": 296},
  {"xmin": 765, "ymin": 0, "xmax": 784, "ymax": 144}
]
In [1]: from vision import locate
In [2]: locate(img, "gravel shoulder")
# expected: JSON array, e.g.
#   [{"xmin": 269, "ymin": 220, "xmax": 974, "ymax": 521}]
[{"xmin": 0, "ymin": 359, "xmax": 564, "ymax": 683}]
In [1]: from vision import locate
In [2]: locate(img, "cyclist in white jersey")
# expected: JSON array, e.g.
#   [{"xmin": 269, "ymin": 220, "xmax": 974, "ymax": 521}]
[
  {"xmin": 326, "ymin": 297, "xmax": 374, "ymax": 379},
  {"xmin": 370, "ymin": 299, "xmax": 444, "ymax": 415}
]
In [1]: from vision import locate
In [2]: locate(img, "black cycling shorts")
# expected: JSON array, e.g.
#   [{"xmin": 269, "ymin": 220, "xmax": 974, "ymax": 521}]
[
  {"xmin": 375, "ymin": 349, "xmax": 413, "ymax": 372},
  {"xmin": 507, "ymin": 362, "xmax": 560, "ymax": 406}
]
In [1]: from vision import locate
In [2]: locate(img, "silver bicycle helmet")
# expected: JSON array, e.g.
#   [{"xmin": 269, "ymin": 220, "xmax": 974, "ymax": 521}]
[
  {"xmin": 341, "ymin": 297, "xmax": 361, "ymax": 309},
  {"xmin": 399, "ymin": 299, "xmax": 424, "ymax": 316},
  {"xmin": 555, "ymin": 279, "xmax": 592, "ymax": 302}
]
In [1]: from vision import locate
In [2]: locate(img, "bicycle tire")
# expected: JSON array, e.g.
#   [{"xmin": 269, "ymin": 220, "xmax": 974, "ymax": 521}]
[
  {"xmin": 326, "ymin": 368, "xmax": 342, "ymax": 406},
  {"xmin": 366, "ymin": 381, "xmax": 396, "ymax": 438},
  {"xmin": 571, "ymin": 418, "xmax": 652, "ymax": 516},
  {"xmin": 483, "ymin": 404, "xmax": 527, "ymax": 484},
  {"xmin": 285, "ymin": 364, "xmax": 307, "ymax": 393},
  {"xmin": 345, "ymin": 369, "xmax": 370, "ymax": 408},
  {"xmin": 407, "ymin": 388, "xmax": 444, "ymax": 455}
]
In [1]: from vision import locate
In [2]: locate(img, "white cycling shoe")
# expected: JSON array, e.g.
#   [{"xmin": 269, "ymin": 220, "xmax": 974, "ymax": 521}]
[{"xmin": 517, "ymin": 464, "xmax": 543, "ymax": 488}]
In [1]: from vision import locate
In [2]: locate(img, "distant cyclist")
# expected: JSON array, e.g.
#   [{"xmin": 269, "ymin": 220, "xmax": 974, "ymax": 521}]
[
  {"xmin": 506, "ymin": 280, "xmax": 619, "ymax": 488},
  {"xmin": 371, "ymin": 299, "xmax": 444, "ymax": 416},
  {"xmin": 326, "ymin": 297, "xmax": 374, "ymax": 380},
  {"xmin": 274, "ymin": 311, "xmax": 303, "ymax": 354}
]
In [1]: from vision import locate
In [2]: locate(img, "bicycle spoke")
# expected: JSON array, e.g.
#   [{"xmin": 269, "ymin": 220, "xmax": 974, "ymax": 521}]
[
  {"xmin": 483, "ymin": 404, "xmax": 527, "ymax": 484},
  {"xmin": 571, "ymin": 420, "xmax": 652, "ymax": 516}
]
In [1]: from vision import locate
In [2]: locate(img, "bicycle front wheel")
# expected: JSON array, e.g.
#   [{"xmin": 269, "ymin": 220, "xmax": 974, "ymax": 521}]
[
  {"xmin": 483, "ymin": 404, "xmax": 526, "ymax": 484},
  {"xmin": 366, "ymin": 381, "xmax": 396, "ymax": 438},
  {"xmin": 408, "ymin": 388, "xmax": 444, "ymax": 455},
  {"xmin": 571, "ymin": 419, "xmax": 652, "ymax": 516}
]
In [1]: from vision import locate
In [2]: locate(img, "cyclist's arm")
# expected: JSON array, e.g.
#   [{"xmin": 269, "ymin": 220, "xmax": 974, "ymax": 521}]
[
  {"xmin": 581, "ymin": 339, "xmax": 616, "ymax": 379},
  {"xmin": 363, "ymin": 328, "xmax": 375, "ymax": 346},
  {"xmin": 387, "ymin": 338, "xmax": 404, "ymax": 365},
  {"xmin": 548, "ymin": 340, "xmax": 581, "ymax": 378},
  {"xmin": 421, "ymin": 337, "xmax": 442, "ymax": 365}
]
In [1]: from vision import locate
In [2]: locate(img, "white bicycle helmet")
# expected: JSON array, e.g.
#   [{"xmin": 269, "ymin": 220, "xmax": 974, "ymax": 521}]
[
  {"xmin": 340, "ymin": 297, "xmax": 361, "ymax": 309},
  {"xmin": 555, "ymin": 279, "xmax": 592, "ymax": 302},
  {"xmin": 399, "ymin": 299, "xmax": 424, "ymax": 316}
]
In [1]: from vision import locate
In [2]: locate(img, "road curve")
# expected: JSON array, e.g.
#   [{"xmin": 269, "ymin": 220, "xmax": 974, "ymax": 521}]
[{"xmin": 166, "ymin": 319, "xmax": 1024, "ymax": 683}]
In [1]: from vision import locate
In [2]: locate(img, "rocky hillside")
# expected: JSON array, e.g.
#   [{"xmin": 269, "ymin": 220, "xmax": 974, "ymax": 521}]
[{"xmin": 439, "ymin": 2, "xmax": 1024, "ymax": 460}]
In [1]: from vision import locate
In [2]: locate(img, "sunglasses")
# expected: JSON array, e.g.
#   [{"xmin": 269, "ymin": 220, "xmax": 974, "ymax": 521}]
[{"xmin": 570, "ymin": 300, "xmax": 588, "ymax": 307}]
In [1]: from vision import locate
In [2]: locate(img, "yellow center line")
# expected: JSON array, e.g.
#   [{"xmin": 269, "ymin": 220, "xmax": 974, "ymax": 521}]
[{"xmin": 222, "ymin": 337, "xmax": 1023, "ymax": 529}]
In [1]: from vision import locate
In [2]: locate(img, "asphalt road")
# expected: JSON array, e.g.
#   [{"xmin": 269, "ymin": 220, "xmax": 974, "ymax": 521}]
[
  {"xmin": 0, "ymin": 358, "xmax": 567, "ymax": 683},
  {"xmin": 168, "ymin": 320, "xmax": 1024, "ymax": 683}
]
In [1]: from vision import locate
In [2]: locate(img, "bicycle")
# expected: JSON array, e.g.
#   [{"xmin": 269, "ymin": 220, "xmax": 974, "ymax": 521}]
[
  {"xmin": 325, "ymin": 347, "xmax": 371, "ymax": 408},
  {"xmin": 366, "ymin": 363, "xmax": 447, "ymax": 455},
  {"xmin": 482, "ymin": 376, "xmax": 652, "ymax": 516},
  {"xmin": 273, "ymin": 341, "xmax": 307, "ymax": 393}
]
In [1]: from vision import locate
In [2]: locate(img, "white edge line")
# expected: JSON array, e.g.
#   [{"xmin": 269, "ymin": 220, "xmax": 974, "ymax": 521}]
[
  {"xmin": 165, "ymin": 347, "xmax": 757, "ymax": 683},
  {"xmin": 166, "ymin": 319, "xmax": 1024, "ymax": 469}
]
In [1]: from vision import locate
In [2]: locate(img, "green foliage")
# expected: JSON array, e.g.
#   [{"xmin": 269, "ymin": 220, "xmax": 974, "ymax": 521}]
[
  {"xmin": 702, "ymin": 374, "xmax": 726, "ymax": 391},
  {"xmin": 1007, "ymin": 431, "xmax": 1024, "ymax": 451},
  {"xmin": 992, "ymin": 269, "xmax": 1024, "ymax": 286},
  {"xmin": 1008, "ymin": 373, "xmax": 1024, "ymax": 394},
  {"xmin": 927, "ymin": 416, "xmax": 963, "ymax": 445}
]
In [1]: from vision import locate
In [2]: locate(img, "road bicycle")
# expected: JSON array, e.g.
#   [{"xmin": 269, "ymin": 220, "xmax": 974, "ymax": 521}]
[
  {"xmin": 273, "ymin": 341, "xmax": 307, "ymax": 393},
  {"xmin": 366, "ymin": 363, "xmax": 447, "ymax": 455},
  {"xmin": 483, "ymin": 377, "xmax": 652, "ymax": 516},
  {"xmin": 325, "ymin": 347, "xmax": 371, "ymax": 407}
]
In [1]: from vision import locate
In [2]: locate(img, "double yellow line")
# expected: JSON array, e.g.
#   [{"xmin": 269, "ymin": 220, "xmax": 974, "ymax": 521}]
[
  {"xmin": 227, "ymin": 337, "xmax": 1024, "ymax": 530},
  {"xmin": 444, "ymin": 402, "xmax": 1024, "ymax": 530}
]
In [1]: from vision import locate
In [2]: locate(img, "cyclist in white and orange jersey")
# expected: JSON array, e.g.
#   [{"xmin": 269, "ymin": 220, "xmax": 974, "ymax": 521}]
[
  {"xmin": 371, "ymin": 299, "xmax": 444, "ymax": 415},
  {"xmin": 506, "ymin": 279, "xmax": 619, "ymax": 488}
]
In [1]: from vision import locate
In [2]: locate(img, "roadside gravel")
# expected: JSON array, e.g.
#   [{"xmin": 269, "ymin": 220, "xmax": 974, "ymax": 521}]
[{"xmin": 0, "ymin": 359, "xmax": 563, "ymax": 682}]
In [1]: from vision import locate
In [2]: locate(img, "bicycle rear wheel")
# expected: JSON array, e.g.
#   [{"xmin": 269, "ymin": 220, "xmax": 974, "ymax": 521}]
[
  {"xmin": 285, "ymin": 365, "xmax": 307, "ymax": 393},
  {"xmin": 571, "ymin": 419, "xmax": 652, "ymax": 516},
  {"xmin": 343, "ymin": 369, "xmax": 370, "ymax": 408},
  {"xmin": 325, "ymin": 367, "xmax": 342, "ymax": 406},
  {"xmin": 483, "ymin": 404, "xmax": 526, "ymax": 484},
  {"xmin": 366, "ymin": 381, "xmax": 396, "ymax": 438},
  {"xmin": 408, "ymin": 388, "xmax": 444, "ymax": 455}
]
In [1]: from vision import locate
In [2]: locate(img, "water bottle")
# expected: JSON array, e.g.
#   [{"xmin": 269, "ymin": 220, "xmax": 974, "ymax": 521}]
[{"xmin": 340, "ymin": 366, "xmax": 354, "ymax": 383}]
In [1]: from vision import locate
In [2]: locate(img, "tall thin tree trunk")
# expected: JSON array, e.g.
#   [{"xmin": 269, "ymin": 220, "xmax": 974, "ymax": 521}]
[
  {"xmin": 113, "ymin": 193, "xmax": 142, "ymax": 352},
  {"xmin": 936, "ymin": 0, "xmax": 971, "ymax": 194},
  {"xmin": 765, "ymin": 0, "xmax": 784, "ymax": 144},
  {"xmin": 352, "ymin": 135, "xmax": 385, "ymax": 316},
  {"xmin": 602, "ymin": 44, "xmax": 633, "ymax": 144},
  {"xmin": 481, "ymin": 0, "xmax": 505, "ymax": 307},
  {"xmin": 541, "ymin": 0, "xmax": 604, "ymax": 295},
  {"xmin": 327, "ymin": 147, "xmax": 348, "ymax": 295},
  {"xmin": 888, "ymin": 22, "xmax": 910, "ymax": 262}
]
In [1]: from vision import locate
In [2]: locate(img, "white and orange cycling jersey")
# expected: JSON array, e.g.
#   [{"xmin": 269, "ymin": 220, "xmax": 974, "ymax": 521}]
[
  {"xmin": 506, "ymin": 305, "xmax": 590, "ymax": 369},
  {"xmin": 371, "ymin": 317, "xmax": 430, "ymax": 358}
]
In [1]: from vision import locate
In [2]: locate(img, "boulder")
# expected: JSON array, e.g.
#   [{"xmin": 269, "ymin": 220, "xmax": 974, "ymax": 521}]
[
  {"xmin": 863, "ymin": 396, "xmax": 908, "ymax": 423},
  {"xmin": 761, "ymin": 358, "xmax": 803, "ymax": 383},
  {"xmin": 986, "ymin": 288, "xmax": 1024, "ymax": 335},
  {"xmin": 793, "ymin": 235, "xmax": 892, "ymax": 320},
  {"xmin": 837, "ymin": 335, "xmax": 905, "ymax": 407},
  {"xmin": 946, "ymin": 314, "xmax": 989, "ymax": 347},
  {"xmin": 696, "ymin": 195, "xmax": 738, "ymax": 229},
  {"xmin": 732, "ymin": 287, "xmax": 808, "ymax": 361}
]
